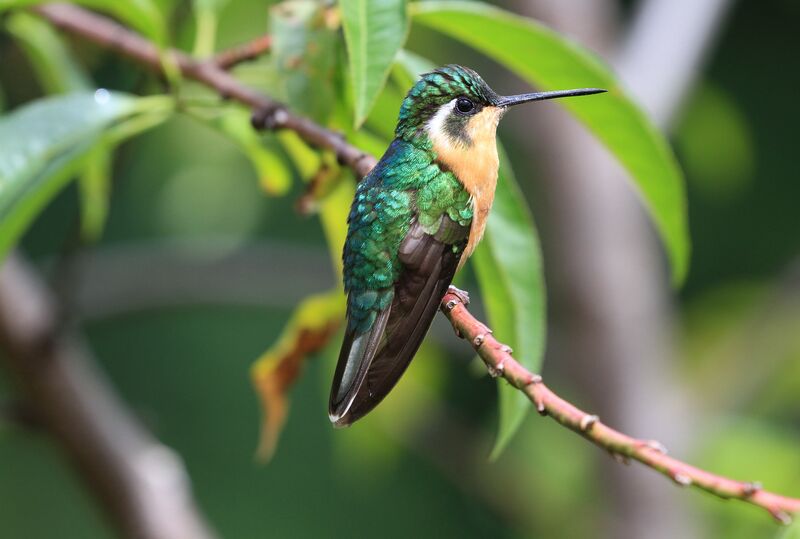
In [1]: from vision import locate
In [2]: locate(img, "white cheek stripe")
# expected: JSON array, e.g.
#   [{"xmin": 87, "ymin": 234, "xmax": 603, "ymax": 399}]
[{"xmin": 425, "ymin": 98, "xmax": 458, "ymax": 151}]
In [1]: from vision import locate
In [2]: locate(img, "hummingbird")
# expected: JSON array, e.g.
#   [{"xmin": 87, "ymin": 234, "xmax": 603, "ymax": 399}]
[{"xmin": 330, "ymin": 65, "xmax": 604, "ymax": 426}]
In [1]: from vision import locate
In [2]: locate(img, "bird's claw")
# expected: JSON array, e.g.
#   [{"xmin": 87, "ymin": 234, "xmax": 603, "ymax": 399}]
[{"xmin": 447, "ymin": 285, "xmax": 470, "ymax": 306}]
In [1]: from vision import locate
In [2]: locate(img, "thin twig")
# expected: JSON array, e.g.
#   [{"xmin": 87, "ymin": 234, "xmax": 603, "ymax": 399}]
[
  {"xmin": 440, "ymin": 288, "xmax": 800, "ymax": 525},
  {"xmin": 212, "ymin": 34, "xmax": 272, "ymax": 70},
  {"xmin": 34, "ymin": 3, "xmax": 376, "ymax": 178}
]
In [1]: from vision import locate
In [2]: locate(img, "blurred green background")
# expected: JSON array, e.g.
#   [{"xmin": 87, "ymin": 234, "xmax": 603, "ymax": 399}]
[{"xmin": 1, "ymin": 1, "xmax": 799, "ymax": 538}]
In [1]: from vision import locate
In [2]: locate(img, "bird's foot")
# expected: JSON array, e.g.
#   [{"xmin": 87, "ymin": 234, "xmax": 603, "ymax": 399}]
[{"xmin": 447, "ymin": 285, "xmax": 470, "ymax": 306}]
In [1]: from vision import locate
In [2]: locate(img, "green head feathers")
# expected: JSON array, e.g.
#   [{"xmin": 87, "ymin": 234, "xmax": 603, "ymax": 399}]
[
  {"xmin": 395, "ymin": 64, "xmax": 606, "ymax": 146},
  {"xmin": 395, "ymin": 65, "xmax": 497, "ymax": 143}
]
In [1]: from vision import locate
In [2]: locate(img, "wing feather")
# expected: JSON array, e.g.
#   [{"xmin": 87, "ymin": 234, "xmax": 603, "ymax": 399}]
[{"xmin": 331, "ymin": 215, "xmax": 469, "ymax": 426}]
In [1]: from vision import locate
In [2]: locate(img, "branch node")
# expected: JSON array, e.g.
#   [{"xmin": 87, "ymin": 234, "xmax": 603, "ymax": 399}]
[
  {"xmin": 487, "ymin": 361, "xmax": 505, "ymax": 378},
  {"xmin": 473, "ymin": 334, "xmax": 485, "ymax": 348},
  {"xmin": 672, "ymin": 472, "xmax": 692, "ymax": 487},
  {"xmin": 444, "ymin": 299, "xmax": 459, "ymax": 312},
  {"xmin": 251, "ymin": 105, "xmax": 289, "ymax": 130},
  {"xmin": 535, "ymin": 398, "xmax": 547, "ymax": 416},
  {"xmin": 742, "ymin": 481, "xmax": 763, "ymax": 497},
  {"xmin": 639, "ymin": 439, "xmax": 668, "ymax": 455},
  {"xmin": 446, "ymin": 285, "xmax": 470, "ymax": 306},
  {"xmin": 527, "ymin": 373, "xmax": 543, "ymax": 385},
  {"xmin": 579, "ymin": 414, "xmax": 599, "ymax": 432},
  {"xmin": 771, "ymin": 510, "xmax": 793, "ymax": 526},
  {"xmin": 500, "ymin": 345, "xmax": 513, "ymax": 355}
]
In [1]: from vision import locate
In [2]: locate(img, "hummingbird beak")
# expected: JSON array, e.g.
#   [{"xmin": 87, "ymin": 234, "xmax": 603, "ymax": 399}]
[{"xmin": 495, "ymin": 88, "xmax": 606, "ymax": 107}]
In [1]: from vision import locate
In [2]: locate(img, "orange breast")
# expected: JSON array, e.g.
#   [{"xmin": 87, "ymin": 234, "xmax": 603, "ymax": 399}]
[{"xmin": 430, "ymin": 106, "xmax": 502, "ymax": 265}]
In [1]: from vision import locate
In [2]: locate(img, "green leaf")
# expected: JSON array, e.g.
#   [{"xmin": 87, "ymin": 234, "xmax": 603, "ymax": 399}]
[
  {"xmin": 276, "ymin": 130, "xmax": 321, "ymax": 180},
  {"xmin": 341, "ymin": 0, "xmax": 409, "ymax": 126},
  {"xmin": 473, "ymin": 148, "xmax": 545, "ymax": 458},
  {"xmin": 0, "ymin": 0, "xmax": 167, "ymax": 44},
  {"xmin": 77, "ymin": 147, "xmax": 112, "ymax": 241},
  {"xmin": 4, "ymin": 12, "xmax": 113, "ymax": 240},
  {"xmin": 392, "ymin": 48, "xmax": 433, "ymax": 89},
  {"xmin": 191, "ymin": 0, "xmax": 231, "ymax": 57},
  {"xmin": 411, "ymin": 1, "xmax": 689, "ymax": 285},
  {"xmin": 676, "ymin": 83, "xmax": 754, "ymax": 202},
  {"xmin": 270, "ymin": 0, "xmax": 340, "ymax": 124},
  {"xmin": 0, "ymin": 92, "xmax": 148, "ymax": 260},
  {"xmin": 215, "ymin": 108, "xmax": 292, "ymax": 196},
  {"xmin": 4, "ymin": 12, "xmax": 91, "ymax": 94},
  {"xmin": 780, "ymin": 520, "xmax": 800, "ymax": 539}
]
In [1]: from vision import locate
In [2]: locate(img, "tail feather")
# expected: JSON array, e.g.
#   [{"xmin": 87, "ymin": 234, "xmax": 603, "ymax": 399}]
[{"xmin": 328, "ymin": 306, "xmax": 391, "ymax": 424}]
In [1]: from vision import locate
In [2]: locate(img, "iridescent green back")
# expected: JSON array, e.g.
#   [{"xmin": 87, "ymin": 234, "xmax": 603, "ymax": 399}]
[{"xmin": 343, "ymin": 138, "xmax": 473, "ymax": 333}]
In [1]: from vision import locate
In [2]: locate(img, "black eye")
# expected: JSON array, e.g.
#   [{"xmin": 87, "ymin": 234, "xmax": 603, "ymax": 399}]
[{"xmin": 455, "ymin": 97, "xmax": 475, "ymax": 114}]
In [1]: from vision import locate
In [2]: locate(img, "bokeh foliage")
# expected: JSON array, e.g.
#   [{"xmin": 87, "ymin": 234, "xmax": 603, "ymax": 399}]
[
  {"xmin": 0, "ymin": 0, "xmax": 688, "ymax": 457},
  {"xmin": 0, "ymin": 0, "xmax": 798, "ymax": 538}
]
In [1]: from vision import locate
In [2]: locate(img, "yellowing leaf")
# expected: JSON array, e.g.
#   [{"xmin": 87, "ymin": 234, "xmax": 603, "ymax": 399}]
[{"xmin": 251, "ymin": 290, "xmax": 345, "ymax": 461}]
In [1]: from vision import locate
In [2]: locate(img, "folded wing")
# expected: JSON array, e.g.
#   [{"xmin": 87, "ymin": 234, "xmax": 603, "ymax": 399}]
[{"xmin": 329, "ymin": 215, "xmax": 469, "ymax": 426}]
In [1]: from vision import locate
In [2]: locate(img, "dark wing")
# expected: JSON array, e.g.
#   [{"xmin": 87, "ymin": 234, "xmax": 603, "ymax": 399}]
[{"xmin": 329, "ymin": 214, "xmax": 469, "ymax": 427}]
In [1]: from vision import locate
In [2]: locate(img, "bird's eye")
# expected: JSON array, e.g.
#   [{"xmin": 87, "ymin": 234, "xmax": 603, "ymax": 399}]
[{"xmin": 455, "ymin": 97, "xmax": 475, "ymax": 114}]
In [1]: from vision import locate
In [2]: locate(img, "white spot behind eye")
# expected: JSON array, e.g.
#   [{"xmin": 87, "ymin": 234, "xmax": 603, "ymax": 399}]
[{"xmin": 426, "ymin": 98, "xmax": 458, "ymax": 149}]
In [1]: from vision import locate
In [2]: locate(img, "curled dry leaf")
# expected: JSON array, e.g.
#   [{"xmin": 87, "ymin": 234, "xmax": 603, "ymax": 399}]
[
  {"xmin": 251, "ymin": 291, "xmax": 344, "ymax": 461},
  {"xmin": 294, "ymin": 160, "xmax": 343, "ymax": 216}
]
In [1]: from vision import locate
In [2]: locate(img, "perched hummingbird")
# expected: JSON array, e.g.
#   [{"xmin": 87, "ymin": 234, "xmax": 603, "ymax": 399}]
[{"xmin": 330, "ymin": 65, "xmax": 604, "ymax": 426}]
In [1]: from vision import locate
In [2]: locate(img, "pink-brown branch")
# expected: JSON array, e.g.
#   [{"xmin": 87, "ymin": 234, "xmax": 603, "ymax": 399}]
[
  {"xmin": 440, "ymin": 288, "xmax": 800, "ymax": 524},
  {"xmin": 212, "ymin": 34, "xmax": 272, "ymax": 70}
]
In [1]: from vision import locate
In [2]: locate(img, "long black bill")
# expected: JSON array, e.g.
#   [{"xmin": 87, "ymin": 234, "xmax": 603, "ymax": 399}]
[{"xmin": 495, "ymin": 88, "xmax": 606, "ymax": 107}]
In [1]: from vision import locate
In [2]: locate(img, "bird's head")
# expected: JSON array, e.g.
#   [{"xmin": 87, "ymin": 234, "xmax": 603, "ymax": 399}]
[{"xmin": 395, "ymin": 64, "xmax": 604, "ymax": 153}]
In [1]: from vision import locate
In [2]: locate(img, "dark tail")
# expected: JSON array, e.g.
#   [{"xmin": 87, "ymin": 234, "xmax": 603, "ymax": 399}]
[{"xmin": 328, "ymin": 307, "xmax": 391, "ymax": 425}]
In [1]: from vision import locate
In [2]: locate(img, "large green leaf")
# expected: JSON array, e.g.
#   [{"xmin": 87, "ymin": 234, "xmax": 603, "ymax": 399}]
[
  {"xmin": 0, "ymin": 0, "xmax": 166, "ymax": 44},
  {"xmin": 472, "ymin": 148, "xmax": 545, "ymax": 458},
  {"xmin": 411, "ymin": 1, "xmax": 689, "ymax": 285},
  {"xmin": 0, "ymin": 92, "xmax": 149, "ymax": 259},
  {"xmin": 4, "ymin": 11, "xmax": 110, "ymax": 240},
  {"xmin": 341, "ymin": 0, "xmax": 409, "ymax": 127},
  {"xmin": 395, "ymin": 50, "xmax": 545, "ymax": 456}
]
